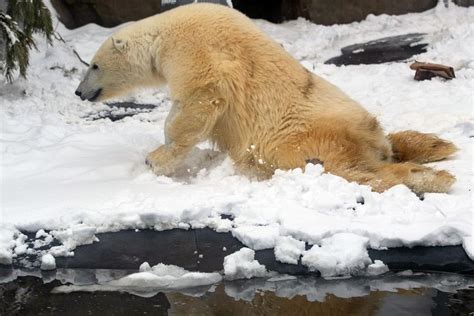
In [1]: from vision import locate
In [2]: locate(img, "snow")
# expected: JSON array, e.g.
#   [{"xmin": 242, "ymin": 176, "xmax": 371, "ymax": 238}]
[
  {"xmin": 366, "ymin": 260, "xmax": 390, "ymax": 276},
  {"xmin": 463, "ymin": 236, "xmax": 474, "ymax": 260},
  {"xmin": 0, "ymin": 2, "xmax": 473, "ymax": 277},
  {"xmin": 223, "ymin": 248, "xmax": 269, "ymax": 280},
  {"xmin": 274, "ymin": 236, "xmax": 306, "ymax": 264},
  {"xmin": 232, "ymin": 223, "xmax": 280, "ymax": 250},
  {"xmin": 301, "ymin": 233, "xmax": 372, "ymax": 277},
  {"xmin": 52, "ymin": 262, "xmax": 222, "ymax": 293},
  {"xmin": 0, "ymin": 14, "xmax": 19, "ymax": 45},
  {"xmin": 40, "ymin": 253, "xmax": 56, "ymax": 270}
]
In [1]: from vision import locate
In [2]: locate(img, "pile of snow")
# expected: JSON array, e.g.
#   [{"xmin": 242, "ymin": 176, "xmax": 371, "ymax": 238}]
[
  {"xmin": 223, "ymin": 248, "xmax": 269, "ymax": 280},
  {"xmin": 302, "ymin": 233, "xmax": 372, "ymax": 277},
  {"xmin": 40, "ymin": 253, "xmax": 56, "ymax": 270},
  {"xmin": 366, "ymin": 260, "xmax": 390, "ymax": 276},
  {"xmin": 53, "ymin": 262, "xmax": 222, "ymax": 293},
  {"xmin": 274, "ymin": 236, "xmax": 306, "ymax": 264},
  {"xmin": 0, "ymin": 2, "xmax": 473, "ymax": 277}
]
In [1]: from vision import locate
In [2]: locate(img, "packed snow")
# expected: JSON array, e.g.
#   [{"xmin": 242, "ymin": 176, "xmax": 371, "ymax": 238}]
[
  {"xmin": 366, "ymin": 260, "xmax": 390, "ymax": 276},
  {"xmin": 302, "ymin": 233, "xmax": 372, "ymax": 277},
  {"xmin": 274, "ymin": 236, "xmax": 306, "ymax": 264},
  {"xmin": 0, "ymin": 1, "xmax": 473, "ymax": 277},
  {"xmin": 223, "ymin": 247, "xmax": 269, "ymax": 280},
  {"xmin": 52, "ymin": 262, "xmax": 222, "ymax": 293},
  {"xmin": 40, "ymin": 253, "xmax": 56, "ymax": 270}
]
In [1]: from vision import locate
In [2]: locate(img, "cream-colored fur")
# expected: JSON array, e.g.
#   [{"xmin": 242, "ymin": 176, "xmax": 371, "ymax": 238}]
[{"xmin": 77, "ymin": 3, "xmax": 457, "ymax": 194}]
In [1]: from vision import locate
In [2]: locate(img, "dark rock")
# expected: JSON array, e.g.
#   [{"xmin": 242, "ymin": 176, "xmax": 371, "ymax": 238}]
[
  {"xmin": 52, "ymin": 0, "xmax": 473, "ymax": 30},
  {"xmin": 51, "ymin": 0, "xmax": 161, "ymax": 29},
  {"xmin": 234, "ymin": 0, "xmax": 441, "ymax": 25},
  {"xmin": 85, "ymin": 102, "xmax": 157, "ymax": 122},
  {"xmin": 369, "ymin": 246, "xmax": 474, "ymax": 274},
  {"xmin": 325, "ymin": 33, "xmax": 428, "ymax": 66},
  {"xmin": 51, "ymin": 0, "xmax": 230, "ymax": 29},
  {"xmin": 282, "ymin": 0, "xmax": 438, "ymax": 26},
  {"xmin": 55, "ymin": 229, "xmax": 200, "ymax": 271},
  {"xmin": 453, "ymin": 0, "xmax": 474, "ymax": 6}
]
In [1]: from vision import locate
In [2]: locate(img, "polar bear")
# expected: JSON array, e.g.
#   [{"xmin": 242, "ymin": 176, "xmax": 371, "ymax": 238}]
[{"xmin": 75, "ymin": 3, "xmax": 457, "ymax": 194}]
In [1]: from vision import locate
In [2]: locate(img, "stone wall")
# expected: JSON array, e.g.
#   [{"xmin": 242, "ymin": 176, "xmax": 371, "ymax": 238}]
[
  {"xmin": 281, "ymin": 0, "xmax": 438, "ymax": 25},
  {"xmin": 51, "ymin": 0, "xmax": 473, "ymax": 29},
  {"xmin": 51, "ymin": 0, "xmax": 162, "ymax": 29}
]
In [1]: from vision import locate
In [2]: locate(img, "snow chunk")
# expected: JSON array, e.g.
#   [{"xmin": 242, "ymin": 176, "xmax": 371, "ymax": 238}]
[
  {"xmin": 224, "ymin": 248, "xmax": 268, "ymax": 280},
  {"xmin": 14, "ymin": 244, "xmax": 28, "ymax": 255},
  {"xmin": 0, "ymin": 249, "xmax": 12, "ymax": 265},
  {"xmin": 106, "ymin": 263, "xmax": 222, "ymax": 289},
  {"xmin": 52, "ymin": 224, "xmax": 98, "ymax": 251},
  {"xmin": 40, "ymin": 254, "xmax": 56, "ymax": 270},
  {"xmin": 463, "ymin": 236, "xmax": 473, "ymax": 260},
  {"xmin": 232, "ymin": 224, "xmax": 280, "ymax": 250},
  {"xmin": 302, "ymin": 233, "xmax": 372, "ymax": 277},
  {"xmin": 274, "ymin": 236, "xmax": 306, "ymax": 264},
  {"xmin": 35, "ymin": 229, "xmax": 49, "ymax": 239},
  {"xmin": 53, "ymin": 263, "xmax": 222, "ymax": 293},
  {"xmin": 0, "ymin": 226, "xmax": 24, "ymax": 265},
  {"xmin": 139, "ymin": 261, "xmax": 151, "ymax": 272},
  {"xmin": 366, "ymin": 260, "xmax": 389, "ymax": 276}
]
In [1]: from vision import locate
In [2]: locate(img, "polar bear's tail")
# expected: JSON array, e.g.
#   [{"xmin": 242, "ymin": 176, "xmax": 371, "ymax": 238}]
[{"xmin": 388, "ymin": 130, "xmax": 458, "ymax": 164}]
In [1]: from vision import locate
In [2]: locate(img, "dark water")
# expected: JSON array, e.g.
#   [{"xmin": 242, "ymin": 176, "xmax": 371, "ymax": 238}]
[{"xmin": 1, "ymin": 269, "xmax": 473, "ymax": 316}]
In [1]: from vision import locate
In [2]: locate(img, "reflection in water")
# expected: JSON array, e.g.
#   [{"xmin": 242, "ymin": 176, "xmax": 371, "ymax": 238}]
[
  {"xmin": 168, "ymin": 286, "xmax": 434, "ymax": 315},
  {"xmin": 0, "ymin": 268, "xmax": 473, "ymax": 315}
]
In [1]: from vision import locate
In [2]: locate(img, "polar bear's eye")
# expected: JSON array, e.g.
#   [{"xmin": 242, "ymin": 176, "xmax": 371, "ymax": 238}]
[{"xmin": 92, "ymin": 64, "xmax": 99, "ymax": 70}]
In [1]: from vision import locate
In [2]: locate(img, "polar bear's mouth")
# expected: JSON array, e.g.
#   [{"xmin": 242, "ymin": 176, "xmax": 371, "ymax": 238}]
[{"xmin": 88, "ymin": 88, "xmax": 102, "ymax": 102}]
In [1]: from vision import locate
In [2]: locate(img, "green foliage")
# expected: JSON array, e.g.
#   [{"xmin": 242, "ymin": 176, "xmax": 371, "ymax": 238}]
[{"xmin": 0, "ymin": 0, "xmax": 54, "ymax": 83}]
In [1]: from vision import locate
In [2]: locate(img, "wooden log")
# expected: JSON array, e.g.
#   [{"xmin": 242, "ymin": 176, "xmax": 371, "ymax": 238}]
[{"xmin": 410, "ymin": 61, "xmax": 455, "ymax": 80}]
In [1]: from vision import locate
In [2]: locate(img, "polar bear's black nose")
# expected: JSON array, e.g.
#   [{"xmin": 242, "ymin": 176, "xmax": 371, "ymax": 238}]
[{"xmin": 75, "ymin": 90, "xmax": 82, "ymax": 97}]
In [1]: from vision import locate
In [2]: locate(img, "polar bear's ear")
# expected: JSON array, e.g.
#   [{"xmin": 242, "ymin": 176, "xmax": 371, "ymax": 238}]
[{"xmin": 112, "ymin": 37, "xmax": 127, "ymax": 52}]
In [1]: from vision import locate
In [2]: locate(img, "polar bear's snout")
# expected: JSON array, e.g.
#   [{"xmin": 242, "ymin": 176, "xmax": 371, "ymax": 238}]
[
  {"xmin": 75, "ymin": 76, "xmax": 103, "ymax": 102},
  {"xmin": 75, "ymin": 87, "xmax": 102, "ymax": 102},
  {"xmin": 75, "ymin": 86, "xmax": 102, "ymax": 102},
  {"xmin": 75, "ymin": 65, "xmax": 104, "ymax": 102}
]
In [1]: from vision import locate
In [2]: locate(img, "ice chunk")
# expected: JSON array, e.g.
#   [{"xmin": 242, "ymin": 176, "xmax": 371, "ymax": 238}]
[
  {"xmin": 366, "ymin": 260, "xmax": 389, "ymax": 276},
  {"xmin": 106, "ymin": 263, "xmax": 222, "ymax": 289},
  {"xmin": 232, "ymin": 224, "xmax": 280, "ymax": 250},
  {"xmin": 40, "ymin": 254, "xmax": 56, "ymax": 270},
  {"xmin": 274, "ymin": 236, "xmax": 306, "ymax": 264},
  {"xmin": 462, "ymin": 236, "xmax": 473, "ymax": 260},
  {"xmin": 0, "ymin": 249, "xmax": 12, "ymax": 265},
  {"xmin": 302, "ymin": 233, "xmax": 372, "ymax": 277},
  {"xmin": 223, "ymin": 248, "xmax": 268, "ymax": 280}
]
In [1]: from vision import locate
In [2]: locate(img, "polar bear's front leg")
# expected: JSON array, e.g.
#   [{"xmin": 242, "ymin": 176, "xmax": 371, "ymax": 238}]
[
  {"xmin": 146, "ymin": 144, "xmax": 186, "ymax": 176},
  {"xmin": 146, "ymin": 95, "xmax": 225, "ymax": 176}
]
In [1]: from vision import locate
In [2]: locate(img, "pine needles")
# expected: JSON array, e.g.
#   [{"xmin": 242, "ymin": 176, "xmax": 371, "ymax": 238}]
[{"xmin": 0, "ymin": 0, "xmax": 53, "ymax": 83}]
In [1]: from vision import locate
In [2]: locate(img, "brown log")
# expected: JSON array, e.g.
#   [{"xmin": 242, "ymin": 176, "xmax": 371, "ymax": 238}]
[{"xmin": 410, "ymin": 61, "xmax": 455, "ymax": 80}]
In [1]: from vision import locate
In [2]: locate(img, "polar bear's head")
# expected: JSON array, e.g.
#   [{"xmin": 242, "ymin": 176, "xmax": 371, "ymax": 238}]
[{"xmin": 75, "ymin": 36, "xmax": 160, "ymax": 102}]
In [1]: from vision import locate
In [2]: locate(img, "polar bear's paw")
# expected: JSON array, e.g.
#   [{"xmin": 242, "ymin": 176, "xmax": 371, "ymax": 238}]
[{"xmin": 146, "ymin": 146, "xmax": 179, "ymax": 177}]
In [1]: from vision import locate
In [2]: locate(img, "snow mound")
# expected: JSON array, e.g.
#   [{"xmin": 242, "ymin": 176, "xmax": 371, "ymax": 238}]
[
  {"xmin": 274, "ymin": 236, "xmax": 306, "ymax": 264},
  {"xmin": 224, "ymin": 248, "xmax": 269, "ymax": 280},
  {"xmin": 366, "ymin": 260, "xmax": 390, "ymax": 276},
  {"xmin": 302, "ymin": 233, "xmax": 372, "ymax": 277},
  {"xmin": 53, "ymin": 262, "xmax": 222, "ymax": 293},
  {"xmin": 40, "ymin": 254, "xmax": 56, "ymax": 270}
]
